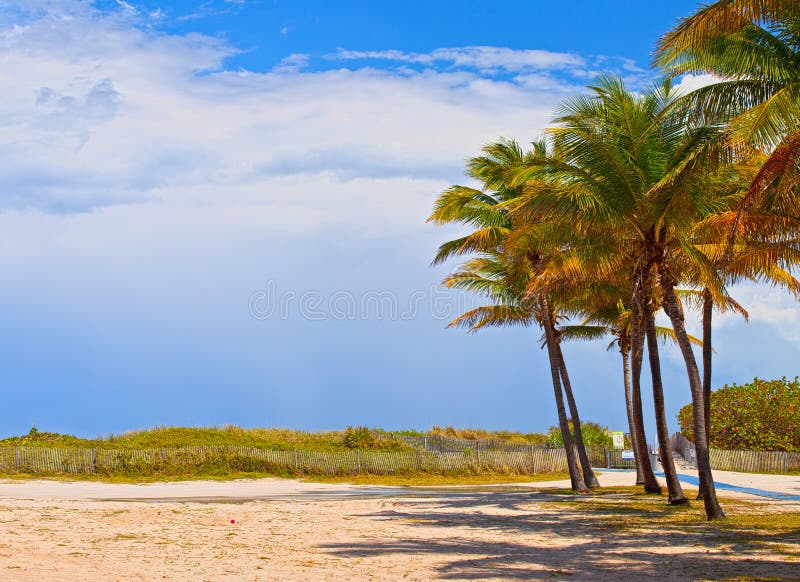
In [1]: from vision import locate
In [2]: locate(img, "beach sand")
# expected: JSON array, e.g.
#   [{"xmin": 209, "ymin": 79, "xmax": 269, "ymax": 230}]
[{"xmin": 0, "ymin": 470, "xmax": 797, "ymax": 580}]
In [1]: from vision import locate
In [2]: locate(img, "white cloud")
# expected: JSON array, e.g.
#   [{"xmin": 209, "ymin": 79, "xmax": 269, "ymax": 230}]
[
  {"xmin": 272, "ymin": 53, "xmax": 309, "ymax": 73},
  {"xmin": 115, "ymin": 0, "xmax": 137, "ymax": 14},
  {"xmin": 674, "ymin": 73, "xmax": 722, "ymax": 96},
  {"xmin": 331, "ymin": 46, "xmax": 585, "ymax": 74},
  {"xmin": 715, "ymin": 284, "xmax": 800, "ymax": 346},
  {"xmin": 0, "ymin": 2, "xmax": 569, "ymax": 219}
]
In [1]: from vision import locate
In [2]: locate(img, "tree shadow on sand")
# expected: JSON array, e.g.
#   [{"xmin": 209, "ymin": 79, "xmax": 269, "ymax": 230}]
[{"xmin": 318, "ymin": 490, "xmax": 800, "ymax": 580}]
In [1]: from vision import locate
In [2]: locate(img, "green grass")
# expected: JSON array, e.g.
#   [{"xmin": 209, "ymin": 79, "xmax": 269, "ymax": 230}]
[
  {"xmin": 0, "ymin": 425, "xmax": 558, "ymax": 451},
  {"xmin": 0, "ymin": 425, "xmax": 414, "ymax": 452},
  {"xmin": 416, "ymin": 426, "xmax": 551, "ymax": 444},
  {"xmin": 0, "ymin": 423, "xmax": 618, "ymax": 450}
]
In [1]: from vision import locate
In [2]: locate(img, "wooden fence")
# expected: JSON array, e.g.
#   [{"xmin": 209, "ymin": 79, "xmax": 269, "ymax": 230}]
[
  {"xmin": 391, "ymin": 434, "xmax": 609, "ymax": 466},
  {"xmin": 7, "ymin": 438, "xmax": 791, "ymax": 478},
  {"xmin": 0, "ymin": 445, "xmax": 572, "ymax": 477},
  {"xmin": 391, "ymin": 434, "xmax": 559, "ymax": 453},
  {"xmin": 709, "ymin": 449, "xmax": 800, "ymax": 473},
  {"xmin": 670, "ymin": 433, "xmax": 800, "ymax": 474}
]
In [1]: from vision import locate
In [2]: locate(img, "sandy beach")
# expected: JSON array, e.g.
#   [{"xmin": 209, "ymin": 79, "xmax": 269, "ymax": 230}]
[{"xmin": 0, "ymin": 470, "xmax": 797, "ymax": 581}]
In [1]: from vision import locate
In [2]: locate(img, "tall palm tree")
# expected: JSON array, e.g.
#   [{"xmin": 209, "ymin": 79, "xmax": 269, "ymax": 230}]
[
  {"xmin": 510, "ymin": 76, "xmax": 735, "ymax": 518},
  {"xmin": 507, "ymin": 156, "xmax": 683, "ymax": 498},
  {"xmin": 509, "ymin": 189, "xmax": 687, "ymax": 500},
  {"xmin": 655, "ymin": 0, "xmax": 800, "ymax": 229},
  {"xmin": 684, "ymin": 156, "xmax": 800, "ymax": 499}
]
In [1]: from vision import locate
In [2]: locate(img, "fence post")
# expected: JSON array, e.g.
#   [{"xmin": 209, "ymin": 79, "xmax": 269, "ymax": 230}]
[
  {"xmin": 606, "ymin": 449, "xmax": 611, "ymax": 469},
  {"xmin": 14, "ymin": 446, "xmax": 20, "ymax": 472},
  {"xmin": 356, "ymin": 449, "xmax": 361, "ymax": 473},
  {"xmin": 529, "ymin": 445, "xmax": 535, "ymax": 473},
  {"xmin": 416, "ymin": 449, "xmax": 421, "ymax": 471},
  {"xmin": 92, "ymin": 449, "xmax": 97, "ymax": 474},
  {"xmin": 294, "ymin": 449, "xmax": 299, "ymax": 468},
  {"xmin": 423, "ymin": 437, "xmax": 428, "ymax": 451}
]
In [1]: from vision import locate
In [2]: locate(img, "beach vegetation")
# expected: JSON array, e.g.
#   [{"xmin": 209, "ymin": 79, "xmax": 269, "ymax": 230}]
[{"xmin": 678, "ymin": 376, "xmax": 800, "ymax": 451}]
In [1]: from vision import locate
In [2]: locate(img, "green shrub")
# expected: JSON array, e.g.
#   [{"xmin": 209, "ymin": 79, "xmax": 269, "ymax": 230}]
[
  {"xmin": 677, "ymin": 377, "xmax": 800, "ymax": 452},
  {"xmin": 342, "ymin": 426, "xmax": 375, "ymax": 449},
  {"xmin": 0, "ymin": 425, "xmax": 93, "ymax": 448},
  {"xmin": 546, "ymin": 421, "xmax": 612, "ymax": 448}
]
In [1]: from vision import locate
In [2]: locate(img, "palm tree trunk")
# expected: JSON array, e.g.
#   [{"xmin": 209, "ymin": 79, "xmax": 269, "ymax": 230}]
[
  {"xmin": 697, "ymin": 287, "xmax": 714, "ymax": 501},
  {"xmin": 643, "ymin": 301, "xmax": 688, "ymax": 504},
  {"xmin": 659, "ymin": 269, "xmax": 725, "ymax": 520},
  {"xmin": 540, "ymin": 297, "xmax": 588, "ymax": 493},
  {"xmin": 702, "ymin": 289, "xmax": 713, "ymax": 441},
  {"xmin": 621, "ymin": 343, "xmax": 645, "ymax": 484},
  {"xmin": 555, "ymin": 341, "xmax": 601, "ymax": 488},
  {"xmin": 630, "ymin": 295, "xmax": 662, "ymax": 494}
]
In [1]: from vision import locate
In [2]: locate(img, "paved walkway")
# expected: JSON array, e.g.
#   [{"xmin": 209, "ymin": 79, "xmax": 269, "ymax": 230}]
[
  {"xmin": 590, "ymin": 457, "xmax": 800, "ymax": 501},
  {"xmin": 671, "ymin": 456, "xmax": 800, "ymax": 499}
]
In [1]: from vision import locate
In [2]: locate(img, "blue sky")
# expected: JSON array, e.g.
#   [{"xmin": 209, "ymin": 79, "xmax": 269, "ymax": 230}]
[
  {"xmin": 1, "ymin": 0, "xmax": 797, "ymax": 439},
  {"xmin": 87, "ymin": 0, "xmax": 699, "ymax": 72}
]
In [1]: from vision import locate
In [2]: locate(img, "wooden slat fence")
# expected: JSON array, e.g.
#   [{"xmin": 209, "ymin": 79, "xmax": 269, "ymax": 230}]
[
  {"xmin": 0, "ymin": 445, "xmax": 571, "ymax": 477},
  {"xmin": 390, "ymin": 434, "xmax": 562, "ymax": 453},
  {"xmin": 670, "ymin": 433, "xmax": 799, "ymax": 474},
  {"xmin": 709, "ymin": 449, "xmax": 800, "ymax": 473},
  {"xmin": 12, "ymin": 439, "xmax": 792, "ymax": 477},
  {"xmin": 390, "ymin": 434, "xmax": 608, "ymax": 467}
]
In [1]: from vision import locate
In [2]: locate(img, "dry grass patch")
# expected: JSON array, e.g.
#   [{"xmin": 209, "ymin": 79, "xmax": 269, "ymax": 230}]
[{"xmin": 540, "ymin": 487, "xmax": 800, "ymax": 536}]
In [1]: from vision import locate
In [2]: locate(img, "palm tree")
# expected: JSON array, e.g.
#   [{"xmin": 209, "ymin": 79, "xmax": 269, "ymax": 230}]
[
  {"xmin": 658, "ymin": 3, "xmax": 800, "ymax": 506},
  {"xmin": 428, "ymin": 140, "xmax": 598, "ymax": 491},
  {"xmin": 509, "ymin": 76, "xmax": 735, "ymax": 518},
  {"xmin": 655, "ymin": 0, "xmax": 800, "ymax": 230},
  {"xmin": 561, "ymin": 290, "xmax": 704, "ymax": 490},
  {"xmin": 507, "ymin": 157, "xmax": 683, "ymax": 498},
  {"xmin": 510, "ymin": 190, "xmax": 687, "ymax": 501},
  {"xmin": 685, "ymin": 156, "xmax": 800, "ymax": 498},
  {"xmin": 440, "ymin": 253, "xmax": 590, "ymax": 492}
]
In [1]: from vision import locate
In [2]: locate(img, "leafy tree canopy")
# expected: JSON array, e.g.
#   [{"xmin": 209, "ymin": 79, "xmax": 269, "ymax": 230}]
[{"xmin": 678, "ymin": 376, "xmax": 800, "ymax": 451}]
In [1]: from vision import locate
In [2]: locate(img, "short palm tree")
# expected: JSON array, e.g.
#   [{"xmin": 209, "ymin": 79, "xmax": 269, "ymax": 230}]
[
  {"xmin": 428, "ymin": 140, "xmax": 599, "ymax": 492},
  {"xmin": 441, "ymin": 253, "xmax": 600, "ymax": 490},
  {"xmin": 561, "ymin": 288, "xmax": 704, "ymax": 489}
]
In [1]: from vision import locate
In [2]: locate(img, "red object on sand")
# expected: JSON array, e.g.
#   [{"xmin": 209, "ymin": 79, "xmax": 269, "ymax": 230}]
[{"xmin": 230, "ymin": 519, "xmax": 236, "ymax": 524}]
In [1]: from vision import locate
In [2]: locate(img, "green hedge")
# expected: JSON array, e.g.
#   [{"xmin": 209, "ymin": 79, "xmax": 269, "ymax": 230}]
[{"xmin": 678, "ymin": 377, "xmax": 800, "ymax": 452}]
